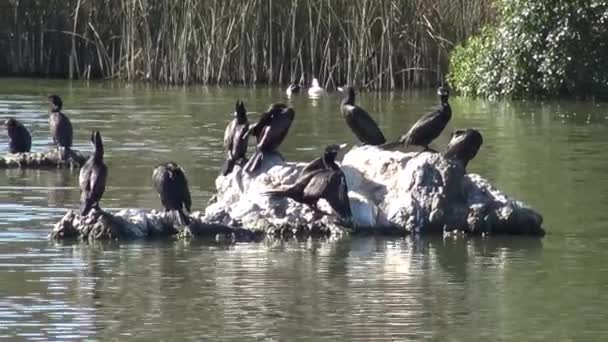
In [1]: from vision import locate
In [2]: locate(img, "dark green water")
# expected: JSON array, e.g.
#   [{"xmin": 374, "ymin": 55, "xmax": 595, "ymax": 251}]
[{"xmin": 1, "ymin": 78, "xmax": 608, "ymax": 341}]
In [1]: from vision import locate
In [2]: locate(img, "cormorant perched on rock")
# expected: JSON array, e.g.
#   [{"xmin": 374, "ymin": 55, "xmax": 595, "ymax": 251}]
[
  {"xmin": 48, "ymin": 95, "xmax": 73, "ymax": 158},
  {"xmin": 339, "ymin": 86, "xmax": 386, "ymax": 146},
  {"xmin": 79, "ymin": 131, "xmax": 107, "ymax": 216},
  {"xmin": 243, "ymin": 103, "xmax": 295, "ymax": 173},
  {"xmin": 384, "ymin": 86, "xmax": 451, "ymax": 152},
  {"xmin": 221, "ymin": 100, "xmax": 249, "ymax": 176},
  {"xmin": 152, "ymin": 162, "xmax": 192, "ymax": 226},
  {"xmin": 4, "ymin": 118, "xmax": 32, "ymax": 153},
  {"xmin": 444, "ymin": 129, "xmax": 483, "ymax": 170},
  {"xmin": 264, "ymin": 144, "xmax": 352, "ymax": 221},
  {"xmin": 300, "ymin": 143, "xmax": 348, "ymax": 176}
]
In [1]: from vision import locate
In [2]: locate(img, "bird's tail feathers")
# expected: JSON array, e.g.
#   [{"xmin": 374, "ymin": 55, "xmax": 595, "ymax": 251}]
[
  {"xmin": 60, "ymin": 146, "xmax": 71, "ymax": 161},
  {"xmin": 80, "ymin": 200, "xmax": 93, "ymax": 216},
  {"xmin": 245, "ymin": 150, "xmax": 263, "ymax": 173},
  {"xmin": 220, "ymin": 157, "xmax": 236, "ymax": 176},
  {"xmin": 262, "ymin": 188, "xmax": 289, "ymax": 197},
  {"xmin": 167, "ymin": 209, "xmax": 190, "ymax": 227},
  {"xmin": 379, "ymin": 140, "xmax": 403, "ymax": 150}
]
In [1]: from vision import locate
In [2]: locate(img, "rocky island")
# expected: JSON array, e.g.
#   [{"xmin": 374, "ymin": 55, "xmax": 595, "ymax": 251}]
[
  {"xmin": 49, "ymin": 146, "xmax": 544, "ymax": 241},
  {"xmin": 0, "ymin": 148, "xmax": 88, "ymax": 169}
]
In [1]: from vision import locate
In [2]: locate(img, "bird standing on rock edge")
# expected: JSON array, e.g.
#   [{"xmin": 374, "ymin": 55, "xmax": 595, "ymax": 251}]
[
  {"xmin": 383, "ymin": 86, "xmax": 451, "ymax": 152},
  {"xmin": 264, "ymin": 144, "xmax": 352, "ymax": 222},
  {"xmin": 48, "ymin": 95, "xmax": 74, "ymax": 160},
  {"xmin": 339, "ymin": 86, "xmax": 387, "ymax": 146},
  {"xmin": 221, "ymin": 100, "xmax": 249, "ymax": 176},
  {"xmin": 4, "ymin": 118, "xmax": 32, "ymax": 153},
  {"xmin": 152, "ymin": 162, "xmax": 192, "ymax": 226},
  {"xmin": 444, "ymin": 129, "xmax": 483, "ymax": 171},
  {"xmin": 79, "ymin": 131, "xmax": 108, "ymax": 216},
  {"xmin": 243, "ymin": 103, "xmax": 295, "ymax": 173}
]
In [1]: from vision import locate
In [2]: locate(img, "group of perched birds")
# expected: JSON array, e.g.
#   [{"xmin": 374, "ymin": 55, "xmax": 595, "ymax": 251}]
[
  {"xmin": 219, "ymin": 84, "xmax": 483, "ymax": 223},
  {"xmin": 2, "ymin": 84, "xmax": 483, "ymax": 227},
  {"xmin": 2, "ymin": 96, "xmax": 193, "ymax": 225}
]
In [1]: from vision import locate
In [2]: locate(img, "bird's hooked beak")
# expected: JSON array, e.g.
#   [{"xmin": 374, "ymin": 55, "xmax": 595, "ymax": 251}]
[
  {"xmin": 338, "ymin": 143, "xmax": 348, "ymax": 150},
  {"xmin": 337, "ymin": 87, "xmax": 344, "ymax": 92}
]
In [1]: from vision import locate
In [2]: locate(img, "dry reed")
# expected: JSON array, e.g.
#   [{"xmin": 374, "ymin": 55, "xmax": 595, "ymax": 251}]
[{"xmin": 1, "ymin": 0, "xmax": 494, "ymax": 89}]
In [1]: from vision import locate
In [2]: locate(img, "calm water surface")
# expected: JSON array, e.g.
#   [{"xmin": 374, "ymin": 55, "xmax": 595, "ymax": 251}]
[{"xmin": 1, "ymin": 78, "xmax": 608, "ymax": 341}]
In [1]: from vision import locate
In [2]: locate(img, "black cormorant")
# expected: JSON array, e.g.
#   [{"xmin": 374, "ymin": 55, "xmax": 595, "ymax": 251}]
[
  {"xmin": 339, "ymin": 86, "xmax": 386, "ymax": 146},
  {"xmin": 243, "ymin": 103, "xmax": 295, "ymax": 173},
  {"xmin": 264, "ymin": 144, "xmax": 352, "ymax": 220},
  {"xmin": 444, "ymin": 129, "xmax": 483, "ymax": 170},
  {"xmin": 79, "ymin": 131, "xmax": 108, "ymax": 216},
  {"xmin": 221, "ymin": 100, "xmax": 249, "ymax": 176},
  {"xmin": 385, "ymin": 86, "xmax": 451, "ymax": 152},
  {"xmin": 152, "ymin": 162, "xmax": 192, "ymax": 225},
  {"xmin": 48, "ymin": 95, "xmax": 73, "ymax": 158},
  {"xmin": 4, "ymin": 118, "xmax": 32, "ymax": 153},
  {"xmin": 300, "ymin": 143, "xmax": 348, "ymax": 176}
]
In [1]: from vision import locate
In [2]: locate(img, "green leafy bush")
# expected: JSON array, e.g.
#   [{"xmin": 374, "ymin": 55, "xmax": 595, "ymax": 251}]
[{"xmin": 449, "ymin": 0, "xmax": 608, "ymax": 100}]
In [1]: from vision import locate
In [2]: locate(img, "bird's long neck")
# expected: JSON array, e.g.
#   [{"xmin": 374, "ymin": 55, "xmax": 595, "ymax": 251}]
[
  {"xmin": 322, "ymin": 153, "xmax": 338, "ymax": 170},
  {"xmin": 93, "ymin": 141, "xmax": 104, "ymax": 161},
  {"xmin": 236, "ymin": 111, "xmax": 247, "ymax": 124},
  {"xmin": 441, "ymin": 99, "xmax": 452, "ymax": 120},
  {"xmin": 6, "ymin": 125, "xmax": 16, "ymax": 138},
  {"xmin": 342, "ymin": 92, "xmax": 355, "ymax": 106},
  {"xmin": 440, "ymin": 95, "xmax": 449, "ymax": 106}
]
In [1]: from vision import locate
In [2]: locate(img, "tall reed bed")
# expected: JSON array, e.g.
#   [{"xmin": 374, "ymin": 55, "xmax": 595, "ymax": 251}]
[{"xmin": 1, "ymin": 0, "xmax": 493, "ymax": 89}]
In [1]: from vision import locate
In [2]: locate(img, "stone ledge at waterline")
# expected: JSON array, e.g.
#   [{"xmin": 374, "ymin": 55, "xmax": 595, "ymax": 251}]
[
  {"xmin": 0, "ymin": 148, "xmax": 88, "ymax": 169},
  {"xmin": 49, "ymin": 146, "xmax": 545, "ymax": 241}
]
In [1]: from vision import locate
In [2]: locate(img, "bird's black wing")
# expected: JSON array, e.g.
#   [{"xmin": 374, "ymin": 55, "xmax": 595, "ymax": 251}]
[
  {"xmin": 79, "ymin": 159, "xmax": 93, "ymax": 193},
  {"xmin": 301, "ymin": 157, "xmax": 324, "ymax": 175},
  {"xmin": 247, "ymin": 110, "xmax": 274, "ymax": 140},
  {"xmin": 343, "ymin": 105, "xmax": 386, "ymax": 145},
  {"xmin": 13, "ymin": 124, "xmax": 32, "ymax": 152},
  {"xmin": 52, "ymin": 112, "xmax": 73, "ymax": 147},
  {"xmin": 89, "ymin": 163, "xmax": 108, "ymax": 204},
  {"xmin": 445, "ymin": 130, "xmax": 483, "ymax": 161},
  {"xmin": 232, "ymin": 122, "xmax": 249, "ymax": 159},
  {"xmin": 22, "ymin": 126, "xmax": 32, "ymax": 152},
  {"xmin": 152, "ymin": 166, "xmax": 166, "ymax": 194},
  {"xmin": 63, "ymin": 115, "xmax": 73, "ymax": 147},
  {"xmin": 48, "ymin": 113, "xmax": 59, "ymax": 144},
  {"xmin": 224, "ymin": 119, "xmax": 237, "ymax": 157},
  {"xmin": 401, "ymin": 109, "xmax": 440, "ymax": 144},
  {"xmin": 322, "ymin": 171, "xmax": 352, "ymax": 219},
  {"xmin": 258, "ymin": 108, "xmax": 294, "ymax": 150},
  {"xmin": 172, "ymin": 167, "xmax": 192, "ymax": 212},
  {"xmin": 302, "ymin": 170, "xmax": 332, "ymax": 201},
  {"xmin": 264, "ymin": 170, "xmax": 320, "ymax": 202},
  {"xmin": 444, "ymin": 130, "xmax": 469, "ymax": 159}
]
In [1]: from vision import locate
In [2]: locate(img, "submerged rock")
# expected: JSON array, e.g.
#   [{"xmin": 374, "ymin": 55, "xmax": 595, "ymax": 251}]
[
  {"xmin": 49, "ymin": 146, "xmax": 544, "ymax": 241},
  {"xmin": 0, "ymin": 148, "xmax": 88, "ymax": 169},
  {"xmin": 49, "ymin": 209, "xmax": 263, "ymax": 242}
]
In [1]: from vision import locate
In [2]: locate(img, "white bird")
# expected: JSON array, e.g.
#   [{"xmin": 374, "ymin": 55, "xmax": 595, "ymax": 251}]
[{"xmin": 307, "ymin": 78, "xmax": 324, "ymax": 97}]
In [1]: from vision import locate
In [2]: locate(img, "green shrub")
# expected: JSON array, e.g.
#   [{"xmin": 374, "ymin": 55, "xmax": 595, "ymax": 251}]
[
  {"xmin": 449, "ymin": 0, "xmax": 608, "ymax": 100},
  {"xmin": 448, "ymin": 28, "xmax": 496, "ymax": 97}
]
